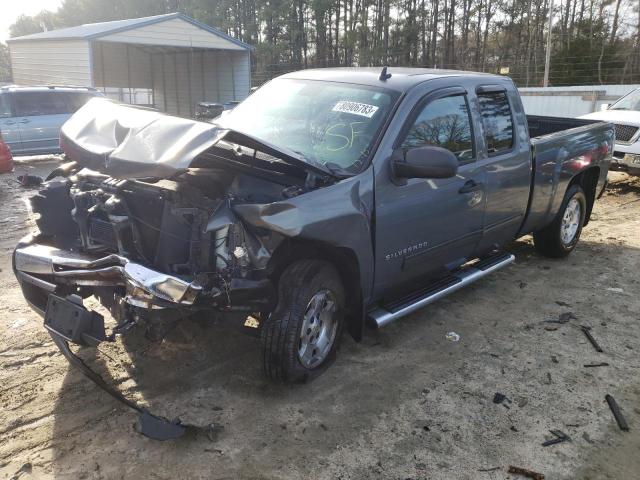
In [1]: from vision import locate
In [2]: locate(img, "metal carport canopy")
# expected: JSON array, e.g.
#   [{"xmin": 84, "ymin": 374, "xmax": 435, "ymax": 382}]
[{"xmin": 8, "ymin": 13, "xmax": 253, "ymax": 116}]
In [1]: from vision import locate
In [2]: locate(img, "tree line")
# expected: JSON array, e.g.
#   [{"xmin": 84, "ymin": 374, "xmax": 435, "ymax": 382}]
[{"xmin": 1, "ymin": 0, "xmax": 639, "ymax": 87}]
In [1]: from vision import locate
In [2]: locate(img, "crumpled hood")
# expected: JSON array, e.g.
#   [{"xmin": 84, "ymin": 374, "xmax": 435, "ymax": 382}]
[
  {"xmin": 60, "ymin": 97, "xmax": 226, "ymax": 178},
  {"xmin": 579, "ymin": 109, "xmax": 640, "ymax": 126},
  {"xmin": 60, "ymin": 98, "xmax": 333, "ymax": 180}
]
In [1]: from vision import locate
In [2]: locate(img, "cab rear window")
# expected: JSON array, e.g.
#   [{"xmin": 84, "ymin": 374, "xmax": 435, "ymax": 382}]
[{"xmin": 477, "ymin": 91, "xmax": 514, "ymax": 155}]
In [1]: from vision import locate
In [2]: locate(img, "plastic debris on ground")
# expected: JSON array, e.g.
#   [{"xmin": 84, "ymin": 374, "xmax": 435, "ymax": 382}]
[{"xmin": 445, "ymin": 331, "xmax": 460, "ymax": 342}]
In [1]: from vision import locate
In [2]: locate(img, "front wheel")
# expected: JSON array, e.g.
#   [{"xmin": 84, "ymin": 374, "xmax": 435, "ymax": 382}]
[
  {"xmin": 261, "ymin": 260, "xmax": 344, "ymax": 383},
  {"xmin": 534, "ymin": 184, "xmax": 587, "ymax": 258}
]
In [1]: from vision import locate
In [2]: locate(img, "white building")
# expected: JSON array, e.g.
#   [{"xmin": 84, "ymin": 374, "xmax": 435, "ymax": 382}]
[
  {"xmin": 7, "ymin": 13, "xmax": 252, "ymax": 117},
  {"xmin": 519, "ymin": 84, "xmax": 640, "ymax": 117}
]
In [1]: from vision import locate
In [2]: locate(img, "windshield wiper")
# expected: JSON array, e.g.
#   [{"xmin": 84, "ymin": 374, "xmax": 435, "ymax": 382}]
[
  {"xmin": 323, "ymin": 161, "xmax": 354, "ymax": 177},
  {"xmin": 290, "ymin": 152, "xmax": 350, "ymax": 178},
  {"xmin": 214, "ymin": 128, "xmax": 337, "ymax": 179}
]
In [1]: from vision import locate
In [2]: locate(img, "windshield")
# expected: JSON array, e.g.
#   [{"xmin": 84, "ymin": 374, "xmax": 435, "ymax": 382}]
[
  {"xmin": 216, "ymin": 78, "xmax": 399, "ymax": 173},
  {"xmin": 609, "ymin": 88, "xmax": 640, "ymax": 111}
]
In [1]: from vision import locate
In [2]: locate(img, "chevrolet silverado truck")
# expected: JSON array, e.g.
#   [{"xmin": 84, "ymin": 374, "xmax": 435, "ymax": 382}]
[{"xmin": 13, "ymin": 68, "xmax": 613, "ymax": 439}]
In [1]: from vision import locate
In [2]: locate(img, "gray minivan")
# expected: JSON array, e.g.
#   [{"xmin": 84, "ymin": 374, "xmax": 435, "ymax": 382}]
[{"xmin": 0, "ymin": 86, "xmax": 103, "ymax": 156}]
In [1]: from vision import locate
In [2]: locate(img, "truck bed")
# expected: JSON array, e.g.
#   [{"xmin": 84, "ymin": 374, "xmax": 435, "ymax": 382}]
[
  {"xmin": 519, "ymin": 115, "xmax": 614, "ymax": 236},
  {"xmin": 527, "ymin": 115, "xmax": 599, "ymax": 138}
]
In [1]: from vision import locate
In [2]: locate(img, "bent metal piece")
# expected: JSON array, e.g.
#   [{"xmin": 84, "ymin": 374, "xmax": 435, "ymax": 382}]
[{"xmin": 14, "ymin": 243, "xmax": 201, "ymax": 305}]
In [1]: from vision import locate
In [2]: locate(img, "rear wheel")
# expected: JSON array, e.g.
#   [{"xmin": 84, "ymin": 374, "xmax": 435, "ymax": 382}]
[
  {"xmin": 534, "ymin": 184, "xmax": 586, "ymax": 258},
  {"xmin": 261, "ymin": 260, "xmax": 344, "ymax": 383}
]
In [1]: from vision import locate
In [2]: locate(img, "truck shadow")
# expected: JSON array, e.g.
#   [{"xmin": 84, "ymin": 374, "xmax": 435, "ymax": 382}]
[{"xmin": 47, "ymin": 236, "xmax": 640, "ymax": 478}]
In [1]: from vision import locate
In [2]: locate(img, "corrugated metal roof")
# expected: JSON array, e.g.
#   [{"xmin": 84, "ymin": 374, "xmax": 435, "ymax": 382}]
[{"xmin": 7, "ymin": 12, "xmax": 252, "ymax": 50}]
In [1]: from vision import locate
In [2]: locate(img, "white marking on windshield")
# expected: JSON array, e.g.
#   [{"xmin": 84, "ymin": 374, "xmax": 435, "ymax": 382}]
[{"xmin": 332, "ymin": 101, "xmax": 379, "ymax": 118}]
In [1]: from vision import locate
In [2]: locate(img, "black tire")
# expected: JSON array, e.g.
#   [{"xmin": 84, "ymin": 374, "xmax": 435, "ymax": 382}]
[
  {"xmin": 534, "ymin": 184, "xmax": 587, "ymax": 258},
  {"xmin": 261, "ymin": 259, "xmax": 345, "ymax": 383}
]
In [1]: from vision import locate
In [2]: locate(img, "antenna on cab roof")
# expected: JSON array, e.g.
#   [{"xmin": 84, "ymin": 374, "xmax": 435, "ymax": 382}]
[{"xmin": 379, "ymin": 66, "xmax": 392, "ymax": 81}]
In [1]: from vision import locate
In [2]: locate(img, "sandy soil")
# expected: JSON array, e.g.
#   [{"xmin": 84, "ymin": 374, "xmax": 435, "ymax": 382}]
[{"xmin": 1, "ymin": 162, "xmax": 639, "ymax": 480}]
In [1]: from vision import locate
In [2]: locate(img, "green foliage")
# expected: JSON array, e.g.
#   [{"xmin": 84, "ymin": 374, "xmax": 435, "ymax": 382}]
[
  {"xmin": 9, "ymin": 11, "xmax": 59, "ymax": 38},
  {"xmin": 550, "ymin": 19, "xmax": 626, "ymax": 85}
]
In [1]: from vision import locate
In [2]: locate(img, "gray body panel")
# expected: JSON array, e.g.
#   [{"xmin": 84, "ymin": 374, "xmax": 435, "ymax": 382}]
[
  {"xmin": 371, "ymin": 77, "xmax": 488, "ymax": 296},
  {"xmin": 233, "ymin": 173, "xmax": 376, "ymax": 302},
  {"xmin": 518, "ymin": 122, "xmax": 613, "ymax": 235}
]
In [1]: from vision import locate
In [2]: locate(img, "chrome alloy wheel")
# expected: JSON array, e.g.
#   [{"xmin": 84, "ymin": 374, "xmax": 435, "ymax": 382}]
[
  {"xmin": 560, "ymin": 197, "xmax": 581, "ymax": 245},
  {"xmin": 298, "ymin": 289, "xmax": 338, "ymax": 368}
]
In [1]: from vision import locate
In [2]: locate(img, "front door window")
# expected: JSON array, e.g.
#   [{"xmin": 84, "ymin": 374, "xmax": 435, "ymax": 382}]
[{"xmin": 401, "ymin": 94, "xmax": 475, "ymax": 164}]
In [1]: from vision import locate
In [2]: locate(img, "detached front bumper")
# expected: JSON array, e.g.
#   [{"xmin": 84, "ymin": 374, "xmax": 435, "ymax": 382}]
[
  {"xmin": 12, "ymin": 237, "xmax": 214, "ymax": 440},
  {"xmin": 13, "ymin": 237, "xmax": 202, "ymax": 316}
]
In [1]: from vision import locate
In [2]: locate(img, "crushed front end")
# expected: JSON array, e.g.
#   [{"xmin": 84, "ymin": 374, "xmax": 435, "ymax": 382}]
[
  {"xmin": 15, "ymin": 168, "xmax": 279, "ymax": 334},
  {"xmin": 12, "ymin": 166, "xmax": 288, "ymax": 439},
  {"xmin": 12, "ymin": 99, "xmax": 336, "ymax": 439}
]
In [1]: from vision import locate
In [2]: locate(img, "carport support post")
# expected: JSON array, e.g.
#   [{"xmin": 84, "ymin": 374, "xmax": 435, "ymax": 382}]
[
  {"xmin": 174, "ymin": 53, "xmax": 180, "ymax": 115},
  {"xmin": 149, "ymin": 52, "xmax": 155, "ymax": 108},
  {"xmin": 200, "ymin": 51, "xmax": 205, "ymax": 102},
  {"xmin": 99, "ymin": 43, "xmax": 106, "ymax": 93},
  {"xmin": 126, "ymin": 44, "xmax": 132, "ymax": 104},
  {"xmin": 187, "ymin": 46, "xmax": 193, "ymax": 117},
  {"xmin": 230, "ymin": 52, "xmax": 236, "ymax": 101},
  {"xmin": 161, "ymin": 53, "xmax": 168, "ymax": 112},
  {"xmin": 215, "ymin": 54, "xmax": 221, "ymax": 102}
]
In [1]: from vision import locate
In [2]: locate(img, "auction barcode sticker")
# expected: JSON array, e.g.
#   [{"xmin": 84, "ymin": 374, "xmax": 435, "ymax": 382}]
[{"xmin": 332, "ymin": 101, "xmax": 379, "ymax": 118}]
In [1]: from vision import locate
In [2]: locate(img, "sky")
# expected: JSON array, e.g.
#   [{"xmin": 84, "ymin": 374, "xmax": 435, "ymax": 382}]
[{"xmin": 0, "ymin": 0, "xmax": 63, "ymax": 42}]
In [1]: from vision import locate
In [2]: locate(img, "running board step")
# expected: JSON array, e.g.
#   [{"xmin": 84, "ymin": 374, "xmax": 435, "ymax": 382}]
[{"xmin": 368, "ymin": 252, "xmax": 515, "ymax": 328}]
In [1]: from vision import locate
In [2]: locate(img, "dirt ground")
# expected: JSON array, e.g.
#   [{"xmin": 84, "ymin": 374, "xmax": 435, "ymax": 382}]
[{"xmin": 0, "ymin": 160, "xmax": 639, "ymax": 480}]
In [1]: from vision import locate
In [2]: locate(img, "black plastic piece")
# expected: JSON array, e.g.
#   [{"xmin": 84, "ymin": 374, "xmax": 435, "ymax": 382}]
[
  {"xmin": 605, "ymin": 394, "xmax": 629, "ymax": 431},
  {"xmin": 228, "ymin": 278, "xmax": 276, "ymax": 307},
  {"xmin": 45, "ymin": 294, "xmax": 106, "ymax": 346},
  {"xmin": 474, "ymin": 252, "xmax": 513, "ymax": 271},
  {"xmin": 137, "ymin": 411, "xmax": 187, "ymax": 440},
  {"xmin": 581, "ymin": 325, "xmax": 604, "ymax": 353},
  {"xmin": 45, "ymin": 295, "xmax": 213, "ymax": 441},
  {"xmin": 30, "ymin": 179, "xmax": 80, "ymax": 249},
  {"xmin": 541, "ymin": 429, "xmax": 570, "ymax": 446},
  {"xmin": 383, "ymin": 275, "xmax": 460, "ymax": 313}
]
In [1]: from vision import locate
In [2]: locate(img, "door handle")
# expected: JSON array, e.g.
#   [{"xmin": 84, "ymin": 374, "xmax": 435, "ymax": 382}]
[
  {"xmin": 18, "ymin": 119, "xmax": 30, "ymax": 124},
  {"xmin": 458, "ymin": 180, "xmax": 483, "ymax": 194},
  {"xmin": 4, "ymin": 120, "xmax": 15, "ymax": 125}
]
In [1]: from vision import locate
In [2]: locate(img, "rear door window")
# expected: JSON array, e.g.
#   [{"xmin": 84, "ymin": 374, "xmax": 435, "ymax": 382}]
[
  {"xmin": 401, "ymin": 94, "xmax": 474, "ymax": 164},
  {"xmin": 477, "ymin": 91, "xmax": 514, "ymax": 155},
  {"xmin": 13, "ymin": 92, "xmax": 71, "ymax": 117},
  {"xmin": 0, "ymin": 94, "xmax": 12, "ymax": 118}
]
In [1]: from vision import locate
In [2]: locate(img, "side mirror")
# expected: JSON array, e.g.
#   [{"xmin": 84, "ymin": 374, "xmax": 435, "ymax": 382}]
[
  {"xmin": 600, "ymin": 103, "xmax": 610, "ymax": 111},
  {"xmin": 392, "ymin": 146, "xmax": 459, "ymax": 179}
]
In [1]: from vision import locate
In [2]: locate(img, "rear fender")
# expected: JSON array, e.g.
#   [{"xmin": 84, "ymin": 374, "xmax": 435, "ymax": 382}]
[{"xmin": 547, "ymin": 142, "xmax": 611, "ymax": 227}]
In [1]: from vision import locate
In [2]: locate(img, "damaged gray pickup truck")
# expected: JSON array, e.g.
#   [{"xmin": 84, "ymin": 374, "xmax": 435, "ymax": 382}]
[{"xmin": 13, "ymin": 68, "xmax": 613, "ymax": 438}]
